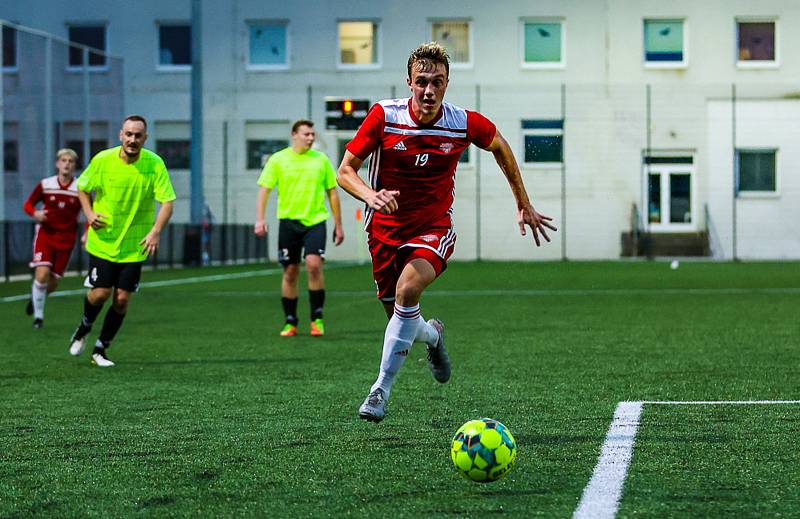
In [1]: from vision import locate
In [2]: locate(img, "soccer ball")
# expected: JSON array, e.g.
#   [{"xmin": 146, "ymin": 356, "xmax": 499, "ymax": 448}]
[{"xmin": 450, "ymin": 418, "xmax": 517, "ymax": 483}]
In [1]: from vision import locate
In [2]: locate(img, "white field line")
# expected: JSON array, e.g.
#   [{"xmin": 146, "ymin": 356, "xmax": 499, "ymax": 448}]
[
  {"xmin": 573, "ymin": 401, "xmax": 644, "ymax": 519},
  {"xmin": 198, "ymin": 287, "xmax": 800, "ymax": 298},
  {"xmin": 574, "ymin": 400, "xmax": 800, "ymax": 519},
  {"xmin": 0, "ymin": 267, "xmax": 287, "ymax": 303},
  {"xmin": 3, "ymin": 279, "xmax": 799, "ymax": 304}
]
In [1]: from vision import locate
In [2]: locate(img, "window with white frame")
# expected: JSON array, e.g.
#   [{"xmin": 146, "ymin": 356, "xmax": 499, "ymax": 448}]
[
  {"xmin": 338, "ymin": 21, "xmax": 379, "ymax": 67},
  {"xmin": 644, "ymin": 19, "xmax": 686, "ymax": 66},
  {"xmin": 737, "ymin": 149, "xmax": 776, "ymax": 192},
  {"xmin": 522, "ymin": 119, "xmax": 563, "ymax": 164},
  {"xmin": 2, "ymin": 25, "xmax": 17, "ymax": 70},
  {"xmin": 245, "ymin": 121, "xmax": 290, "ymax": 170},
  {"xmin": 737, "ymin": 19, "xmax": 776, "ymax": 65},
  {"xmin": 155, "ymin": 121, "xmax": 191, "ymax": 169},
  {"xmin": 158, "ymin": 23, "xmax": 191, "ymax": 68},
  {"xmin": 68, "ymin": 24, "xmax": 107, "ymax": 68},
  {"xmin": 521, "ymin": 20, "xmax": 564, "ymax": 67},
  {"xmin": 431, "ymin": 20, "xmax": 470, "ymax": 65},
  {"xmin": 248, "ymin": 20, "xmax": 288, "ymax": 69}
]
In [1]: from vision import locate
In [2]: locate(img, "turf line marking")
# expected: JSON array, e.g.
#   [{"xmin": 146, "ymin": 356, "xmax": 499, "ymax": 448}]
[
  {"xmin": 574, "ymin": 400, "xmax": 800, "ymax": 518},
  {"xmin": 573, "ymin": 401, "xmax": 643, "ymax": 519},
  {"xmin": 0, "ymin": 267, "xmax": 287, "ymax": 303}
]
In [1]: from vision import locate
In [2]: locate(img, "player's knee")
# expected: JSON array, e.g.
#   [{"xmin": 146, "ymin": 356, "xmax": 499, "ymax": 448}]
[
  {"xmin": 395, "ymin": 278, "xmax": 423, "ymax": 303},
  {"xmin": 283, "ymin": 264, "xmax": 300, "ymax": 283},
  {"xmin": 89, "ymin": 287, "xmax": 112, "ymax": 304},
  {"xmin": 113, "ymin": 291, "xmax": 130, "ymax": 312},
  {"xmin": 305, "ymin": 258, "xmax": 322, "ymax": 278}
]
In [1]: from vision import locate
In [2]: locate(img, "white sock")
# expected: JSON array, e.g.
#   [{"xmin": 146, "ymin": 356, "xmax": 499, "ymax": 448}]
[
  {"xmin": 32, "ymin": 280, "xmax": 47, "ymax": 320},
  {"xmin": 414, "ymin": 316, "xmax": 439, "ymax": 346},
  {"xmin": 370, "ymin": 303, "xmax": 421, "ymax": 397}
]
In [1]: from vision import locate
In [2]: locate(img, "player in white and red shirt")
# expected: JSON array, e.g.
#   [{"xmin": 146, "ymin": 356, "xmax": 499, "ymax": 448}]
[
  {"xmin": 338, "ymin": 42, "xmax": 557, "ymax": 422},
  {"xmin": 22, "ymin": 148, "xmax": 83, "ymax": 328}
]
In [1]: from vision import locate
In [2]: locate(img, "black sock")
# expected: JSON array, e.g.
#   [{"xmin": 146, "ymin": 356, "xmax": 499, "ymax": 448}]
[
  {"xmin": 77, "ymin": 296, "xmax": 104, "ymax": 337},
  {"xmin": 309, "ymin": 289, "xmax": 325, "ymax": 320},
  {"xmin": 98, "ymin": 307, "xmax": 126, "ymax": 345},
  {"xmin": 282, "ymin": 297, "xmax": 299, "ymax": 325}
]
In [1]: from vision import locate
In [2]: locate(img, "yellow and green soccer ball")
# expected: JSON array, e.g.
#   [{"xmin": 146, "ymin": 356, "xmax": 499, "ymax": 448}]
[{"xmin": 450, "ymin": 418, "xmax": 517, "ymax": 483}]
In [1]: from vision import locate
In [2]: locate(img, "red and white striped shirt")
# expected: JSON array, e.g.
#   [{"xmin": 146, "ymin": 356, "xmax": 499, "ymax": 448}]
[
  {"xmin": 23, "ymin": 175, "xmax": 81, "ymax": 249},
  {"xmin": 346, "ymin": 98, "xmax": 496, "ymax": 245}
]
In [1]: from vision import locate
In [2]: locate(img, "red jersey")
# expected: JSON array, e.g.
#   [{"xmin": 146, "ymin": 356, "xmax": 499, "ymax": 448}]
[
  {"xmin": 346, "ymin": 98, "xmax": 496, "ymax": 245},
  {"xmin": 23, "ymin": 175, "xmax": 81, "ymax": 249}
]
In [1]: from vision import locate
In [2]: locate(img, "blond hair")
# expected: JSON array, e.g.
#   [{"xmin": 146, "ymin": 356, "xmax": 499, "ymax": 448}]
[
  {"xmin": 407, "ymin": 42, "xmax": 450, "ymax": 78},
  {"xmin": 56, "ymin": 148, "xmax": 78, "ymax": 161}
]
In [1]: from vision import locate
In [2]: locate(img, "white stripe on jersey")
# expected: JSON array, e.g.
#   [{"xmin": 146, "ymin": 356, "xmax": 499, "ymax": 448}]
[
  {"xmin": 42, "ymin": 189, "xmax": 79, "ymax": 197},
  {"xmin": 364, "ymin": 146, "xmax": 381, "ymax": 231},
  {"xmin": 379, "ymin": 98, "xmax": 468, "ymax": 131},
  {"xmin": 384, "ymin": 127, "xmax": 467, "ymax": 138},
  {"xmin": 41, "ymin": 175, "xmax": 78, "ymax": 192}
]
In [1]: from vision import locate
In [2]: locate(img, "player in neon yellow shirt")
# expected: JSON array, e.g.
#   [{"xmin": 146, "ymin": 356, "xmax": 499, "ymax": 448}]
[
  {"xmin": 68, "ymin": 115, "xmax": 176, "ymax": 367},
  {"xmin": 254, "ymin": 119, "xmax": 344, "ymax": 337}
]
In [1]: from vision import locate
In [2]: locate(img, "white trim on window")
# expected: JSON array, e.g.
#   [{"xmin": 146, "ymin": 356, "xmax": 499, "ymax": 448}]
[
  {"xmin": 245, "ymin": 19, "xmax": 290, "ymax": 71},
  {"xmin": 735, "ymin": 17, "xmax": 779, "ymax": 69},
  {"xmin": 65, "ymin": 22, "xmax": 110, "ymax": 73},
  {"xmin": 156, "ymin": 21, "xmax": 192, "ymax": 72},
  {"xmin": 520, "ymin": 18, "xmax": 565, "ymax": 70},
  {"xmin": 336, "ymin": 19, "xmax": 381, "ymax": 70},
  {"xmin": 1, "ymin": 24, "xmax": 19, "ymax": 73},
  {"xmin": 736, "ymin": 147, "xmax": 780, "ymax": 197},
  {"xmin": 430, "ymin": 18, "xmax": 473, "ymax": 69},
  {"xmin": 643, "ymin": 17, "xmax": 688, "ymax": 70}
]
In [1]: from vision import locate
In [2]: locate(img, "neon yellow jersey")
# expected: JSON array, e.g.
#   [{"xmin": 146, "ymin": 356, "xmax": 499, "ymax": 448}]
[
  {"xmin": 78, "ymin": 146, "xmax": 176, "ymax": 263},
  {"xmin": 257, "ymin": 147, "xmax": 337, "ymax": 227}
]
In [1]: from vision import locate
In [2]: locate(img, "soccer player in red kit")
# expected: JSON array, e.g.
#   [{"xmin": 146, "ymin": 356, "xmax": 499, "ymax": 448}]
[
  {"xmin": 23, "ymin": 148, "xmax": 84, "ymax": 328},
  {"xmin": 337, "ymin": 42, "xmax": 557, "ymax": 422}
]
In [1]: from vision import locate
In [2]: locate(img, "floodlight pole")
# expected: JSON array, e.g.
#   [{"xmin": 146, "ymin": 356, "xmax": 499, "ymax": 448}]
[{"xmin": 190, "ymin": 0, "xmax": 204, "ymax": 224}]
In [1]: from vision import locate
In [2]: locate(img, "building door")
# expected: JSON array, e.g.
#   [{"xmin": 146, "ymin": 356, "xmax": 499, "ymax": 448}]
[{"xmin": 644, "ymin": 162, "xmax": 695, "ymax": 231}]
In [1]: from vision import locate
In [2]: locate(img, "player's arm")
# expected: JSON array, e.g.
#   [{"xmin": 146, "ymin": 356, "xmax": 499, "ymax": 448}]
[
  {"xmin": 485, "ymin": 130, "xmax": 557, "ymax": 246},
  {"xmin": 337, "ymin": 150, "xmax": 399, "ymax": 215},
  {"xmin": 78, "ymin": 190, "xmax": 107, "ymax": 230},
  {"xmin": 139, "ymin": 200, "xmax": 174, "ymax": 256},
  {"xmin": 327, "ymin": 187, "xmax": 344, "ymax": 246},
  {"xmin": 23, "ymin": 183, "xmax": 47, "ymax": 222},
  {"xmin": 254, "ymin": 186, "xmax": 271, "ymax": 237}
]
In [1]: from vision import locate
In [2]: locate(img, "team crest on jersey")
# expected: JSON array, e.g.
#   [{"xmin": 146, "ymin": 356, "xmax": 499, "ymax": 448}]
[
  {"xmin": 393, "ymin": 141, "xmax": 407, "ymax": 151},
  {"xmin": 420, "ymin": 234, "xmax": 438, "ymax": 243},
  {"xmin": 439, "ymin": 142, "xmax": 454, "ymax": 154}
]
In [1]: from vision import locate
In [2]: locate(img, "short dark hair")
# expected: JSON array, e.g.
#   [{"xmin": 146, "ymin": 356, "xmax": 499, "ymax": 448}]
[
  {"xmin": 123, "ymin": 114, "xmax": 148, "ymax": 130},
  {"xmin": 291, "ymin": 119, "xmax": 314, "ymax": 133},
  {"xmin": 407, "ymin": 42, "xmax": 450, "ymax": 78}
]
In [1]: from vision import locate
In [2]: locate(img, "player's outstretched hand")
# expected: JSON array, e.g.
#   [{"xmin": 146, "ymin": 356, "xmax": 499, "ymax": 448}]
[
  {"xmin": 139, "ymin": 230, "xmax": 161, "ymax": 257},
  {"xmin": 366, "ymin": 189, "xmax": 400, "ymax": 215},
  {"xmin": 518, "ymin": 204, "xmax": 557, "ymax": 246},
  {"xmin": 254, "ymin": 221, "xmax": 267, "ymax": 237},
  {"xmin": 88, "ymin": 212, "xmax": 108, "ymax": 230}
]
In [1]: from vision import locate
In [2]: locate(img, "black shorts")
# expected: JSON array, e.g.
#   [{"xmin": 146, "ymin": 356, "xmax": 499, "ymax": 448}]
[
  {"xmin": 84, "ymin": 254, "xmax": 144, "ymax": 292},
  {"xmin": 278, "ymin": 220, "xmax": 327, "ymax": 266}
]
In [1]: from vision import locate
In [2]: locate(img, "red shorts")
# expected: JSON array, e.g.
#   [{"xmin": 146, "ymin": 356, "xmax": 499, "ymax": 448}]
[
  {"xmin": 30, "ymin": 228, "xmax": 76, "ymax": 278},
  {"xmin": 368, "ymin": 227, "xmax": 456, "ymax": 302}
]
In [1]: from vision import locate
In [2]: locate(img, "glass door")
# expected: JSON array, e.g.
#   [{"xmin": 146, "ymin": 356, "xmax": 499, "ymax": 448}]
[{"xmin": 645, "ymin": 164, "xmax": 695, "ymax": 231}]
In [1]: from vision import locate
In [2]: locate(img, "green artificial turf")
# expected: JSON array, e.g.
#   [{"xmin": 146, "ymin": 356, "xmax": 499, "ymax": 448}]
[{"xmin": 0, "ymin": 261, "xmax": 798, "ymax": 517}]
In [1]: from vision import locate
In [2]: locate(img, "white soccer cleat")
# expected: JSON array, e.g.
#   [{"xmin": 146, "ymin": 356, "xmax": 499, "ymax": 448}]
[
  {"xmin": 69, "ymin": 336, "xmax": 87, "ymax": 356},
  {"xmin": 358, "ymin": 388, "xmax": 388, "ymax": 423},
  {"xmin": 91, "ymin": 352, "xmax": 115, "ymax": 367}
]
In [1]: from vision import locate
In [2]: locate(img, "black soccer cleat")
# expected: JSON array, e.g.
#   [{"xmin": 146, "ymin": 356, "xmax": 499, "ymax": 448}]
[
  {"xmin": 25, "ymin": 300, "xmax": 33, "ymax": 316},
  {"xmin": 32, "ymin": 318, "xmax": 44, "ymax": 329}
]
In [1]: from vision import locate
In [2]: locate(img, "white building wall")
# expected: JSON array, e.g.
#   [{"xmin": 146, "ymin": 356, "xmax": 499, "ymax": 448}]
[{"xmin": 3, "ymin": 0, "xmax": 800, "ymax": 259}]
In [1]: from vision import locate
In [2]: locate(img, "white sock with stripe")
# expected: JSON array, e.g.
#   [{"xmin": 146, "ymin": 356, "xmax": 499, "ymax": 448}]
[
  {"xmin": 370, "ymin": 303, "xmax": 421, "ymax": 397},
  {"xmin": 415, "ymin": 316, "xmax": 438, "ymax": 346},
  {"xmin": 32, "ymin": 280, "xmax": 47, "ymax": 320}
]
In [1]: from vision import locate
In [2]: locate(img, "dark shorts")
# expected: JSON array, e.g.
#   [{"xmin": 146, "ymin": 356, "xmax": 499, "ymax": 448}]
[
  {"xmin": 278, "ymin": 220, "xmax": 327, "ymax": 266},
  {"xmin": 369, "ymin": 227, "xmax": 455, "ymax": 302},
  {"xmin": 84, "ymin": 254, "xmax": 144, "ymax": 293}
]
